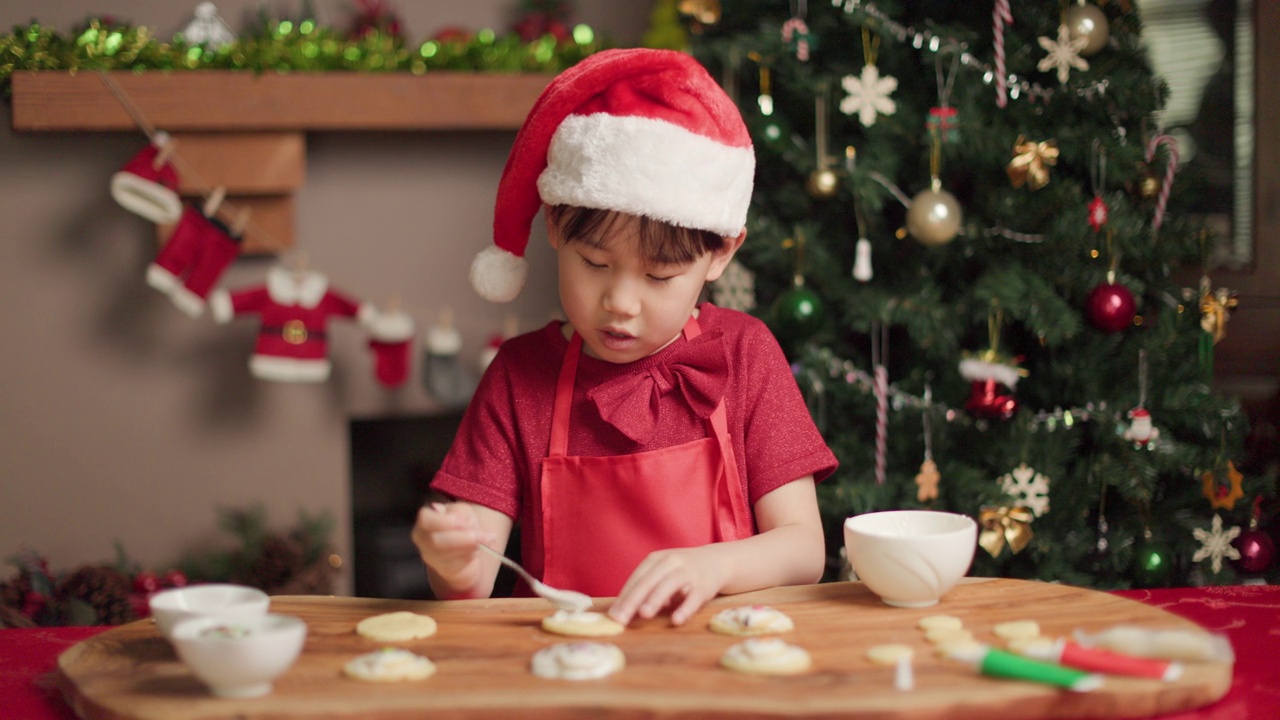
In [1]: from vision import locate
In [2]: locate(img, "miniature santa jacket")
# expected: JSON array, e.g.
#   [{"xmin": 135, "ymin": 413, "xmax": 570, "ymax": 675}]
[{"xmin": 210, "ymin": 265, "xmax": 375, "ymax": 382}]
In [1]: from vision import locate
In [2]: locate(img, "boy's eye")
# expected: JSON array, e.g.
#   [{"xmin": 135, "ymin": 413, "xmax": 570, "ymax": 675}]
[
  {"xmin": 647, "ymin": 273, "xmax": 676, "ymax": 282},
  {"xmin": 578, "ymin": 254, "xmax": 606, "ymax": 269}
]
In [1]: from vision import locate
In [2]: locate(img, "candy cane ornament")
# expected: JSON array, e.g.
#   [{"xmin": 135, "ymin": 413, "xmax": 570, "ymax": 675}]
[
  {"xmin": 782, "ymin": 18, "xmax": 811, "ymax": 61},
  {"xmin": 1145, "ymin": 134, "xmax": 1179, "ymax": 236},
  {"xmin": 993, "ymin": 0, "xmax": 1013, "ymax": 108}
]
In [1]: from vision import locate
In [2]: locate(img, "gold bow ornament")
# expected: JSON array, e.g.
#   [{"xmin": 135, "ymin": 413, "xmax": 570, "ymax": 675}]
[
  {"xmin": 1007, "ymin": 136, "xmax": 1059, "ymax": 190},
  {"xmin": 1199, "ymin": 279, "xmax": 1238, "ymax": 345},
  {"xmin": 979, "ymin": 506, "xmax": 1035, "ymax": 557}
]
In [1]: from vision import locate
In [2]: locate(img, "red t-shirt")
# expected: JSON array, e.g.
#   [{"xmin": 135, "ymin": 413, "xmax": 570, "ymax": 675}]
[{"xmin": 430, "ymin": 304, "xmax": 837, "ymax": 580}]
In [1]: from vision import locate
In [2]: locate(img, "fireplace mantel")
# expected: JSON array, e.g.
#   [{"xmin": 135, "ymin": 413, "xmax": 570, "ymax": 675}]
[{"xmin": 9, "ymin": 71, "xmax": 553, "ymax": 251}]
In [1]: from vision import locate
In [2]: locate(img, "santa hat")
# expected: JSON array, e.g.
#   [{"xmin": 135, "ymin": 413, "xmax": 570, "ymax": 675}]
[
  {"xmin": 471, "ymin": 48, "xmax": 755, "ymax": 302},
  {"xmin": 110, "ymin": 132, "xmax": 183, "ymax": 225}
]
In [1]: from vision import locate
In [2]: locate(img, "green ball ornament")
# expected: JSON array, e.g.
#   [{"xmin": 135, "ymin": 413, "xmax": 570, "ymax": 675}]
[
  {"xmin": 906, "ymin": 188, "xmax": 962, "ymax": 246},
  {"xmin": 1132, "ymin": 539, "xmax": 1174, "ymax": 588},
  {"xmin": 770, "ymin": 285, "xmax": 825, "ymax": 345}
]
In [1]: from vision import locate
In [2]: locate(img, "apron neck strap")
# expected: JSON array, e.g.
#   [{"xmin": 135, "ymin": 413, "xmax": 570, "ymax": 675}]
[{"xmin": 550, "ymin": 313, "xmax": 703, "ymax": 457}]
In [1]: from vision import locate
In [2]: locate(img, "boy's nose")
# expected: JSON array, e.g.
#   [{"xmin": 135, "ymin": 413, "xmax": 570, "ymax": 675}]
[{"xmin": 602, "ymin": 279, "xmax": 641, "ymax": 317}]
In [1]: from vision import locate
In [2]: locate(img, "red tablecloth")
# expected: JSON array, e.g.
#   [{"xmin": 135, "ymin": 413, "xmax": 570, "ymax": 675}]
[{"xmin": 3, "ymin": 585, "xmax": 1277, "ymax": 719}]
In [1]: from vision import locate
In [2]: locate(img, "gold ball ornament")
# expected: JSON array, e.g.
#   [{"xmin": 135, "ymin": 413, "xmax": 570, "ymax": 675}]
[
  {"xmin": 1064, "ymin": 3, "xmax": 1110, "ymax": 57},
  {"xmin": 806, "ymin": 168, "xmax": 840, "ymax": 199},
  {"xmin": 1137, "ymin": 164, "xmax": 1160, "ymax": 199},
  {"xmin": 906, "ymin": 188, "xmax": 962, "ymax": 246}
]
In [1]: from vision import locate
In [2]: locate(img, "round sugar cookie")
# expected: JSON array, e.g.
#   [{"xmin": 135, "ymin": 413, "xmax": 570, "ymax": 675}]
[
  {"xmin": 709, "ymin": 605, "xmax": 795, "ymax": 636},
  {"xmin": 1007, "ymin": 635, "xmax": 1057, "ymax": 654},
  {"xmin": 355, "ymin": 611, "xmax": 438, "ymax": 642},
  {"xmin": 344, "ymin": 648, "xmax": 437, "ymax": 682},
  {"xmin": 924, "ymin": 627, "xmax": 976, "ymax": 645},
  {"xmin": 917, "ymin": 614, "xmax": 964, "ymax": 632},
  {"xmin": 541, "ymin": 610, "xmax": 626, "ymax": 637},
  {"xmin": 934, "ymin": 639, "xmax": 984, "ymax": 658},
  {"xmin": 531, "ymin": 642, "xmax": 626, "ymax": 680},
  {"xmin": 720, "ymin": 637, "xmax": 812, "ymax": 675},
  {"xmin": 865, "ymin": 643, "xmax": 915, "ymax": 666},
  {"xmin": 993, "ymin": 620, "xmax": 1041, "ymax": 641}
]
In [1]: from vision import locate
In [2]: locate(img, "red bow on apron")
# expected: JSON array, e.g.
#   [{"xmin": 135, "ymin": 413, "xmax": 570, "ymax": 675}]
[{"xmin": 540, "ymin": 315, "xmax": 754, "ymax": 597}]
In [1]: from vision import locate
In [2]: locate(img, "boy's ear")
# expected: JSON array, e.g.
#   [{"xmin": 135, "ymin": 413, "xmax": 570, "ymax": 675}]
[{"xmin": 705, "ymin": 229, "xmax": 747, "ymax": 282}]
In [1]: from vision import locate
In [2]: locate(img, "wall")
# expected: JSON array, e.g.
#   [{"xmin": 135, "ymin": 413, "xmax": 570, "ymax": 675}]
[{"xmin": 0, "ymin": 0, "xmax": 650, "ymax": 593}]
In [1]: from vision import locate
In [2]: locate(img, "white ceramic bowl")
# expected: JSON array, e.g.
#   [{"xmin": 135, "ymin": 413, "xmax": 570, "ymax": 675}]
[
  {"xmin": 149, "ymin": 583, "xmax": 270, "ymax": 639},
  {"xmin": 170, "ymin": 614, "xmax": 307, "ymax": 698},
  {"xmin": 843, "ymin": 510, "xmax": 977, "ymax": 608}
]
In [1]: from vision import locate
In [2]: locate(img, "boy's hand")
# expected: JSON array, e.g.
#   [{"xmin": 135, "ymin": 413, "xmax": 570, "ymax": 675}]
[
  {"xmin": 607, "ymin": 545, "xmax": 729, "ymax": 627},
  {"xmin": 411, "ymin": 502, "xmax": 497, "ymax": 594}
]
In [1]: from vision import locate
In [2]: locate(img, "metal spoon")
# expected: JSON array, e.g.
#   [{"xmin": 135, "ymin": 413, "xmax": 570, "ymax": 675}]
[
  {"xmin": 427, "ymin": 503, "xmax": 592, "ymax": 613},
  {"xmin": 476, "ymin": 543, "xmax": 593, "ymax": 613}
]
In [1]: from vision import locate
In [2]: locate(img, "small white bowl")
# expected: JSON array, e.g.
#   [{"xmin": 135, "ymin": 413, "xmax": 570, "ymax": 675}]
[
  {"xmin": 170, "ymin": 614, "xmax": 307, "ymax": 698},
  {"xmin": 149, "ymin": 583, "xmax": 270, "ymax": 639},
  {"xmin": 844, "ymin": 510, "xmax": 977, "ymax": 608}
]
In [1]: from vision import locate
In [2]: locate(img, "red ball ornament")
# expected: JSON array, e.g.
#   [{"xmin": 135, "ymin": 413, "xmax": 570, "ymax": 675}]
[
  {"xmin": 163, "ymin": 568, "xmax": 189, "ymax": 588},
  {"xmin": 1087, "ymin": 282, "xmax": 1136, "ymax": 333},
  {"xmin": 1233, "ymin": 529, "xmax": 1276, "ymax": 574},
  {"xmin": 965, "ymin": 378, "xmax": 1019, "ymax": 420},
  {"xmin": 132, "ymin": 571, "xmax": 161, "ymax": 595}
]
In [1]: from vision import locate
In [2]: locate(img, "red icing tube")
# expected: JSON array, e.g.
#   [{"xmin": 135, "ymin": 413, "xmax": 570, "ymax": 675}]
[{"xmin": 1031, "ymin": 639, "xmax": 1183, "ymax": 681}]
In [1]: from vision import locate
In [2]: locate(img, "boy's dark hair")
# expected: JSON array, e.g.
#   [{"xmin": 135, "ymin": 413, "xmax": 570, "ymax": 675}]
[{"xmin": 547, "ymin": 205, "xmax": 727, "ymax": 266}]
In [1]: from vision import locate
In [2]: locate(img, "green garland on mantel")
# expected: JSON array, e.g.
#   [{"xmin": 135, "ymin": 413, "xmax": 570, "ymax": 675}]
[{"xmin": 1, "ymin": 17, "xmax": 608, "ymax": 96}]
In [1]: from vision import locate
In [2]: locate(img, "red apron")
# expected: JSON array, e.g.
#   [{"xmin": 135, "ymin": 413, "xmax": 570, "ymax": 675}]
[{"xmin": 540, "ymin": 316, "xmax": 754, "ymax": 597}]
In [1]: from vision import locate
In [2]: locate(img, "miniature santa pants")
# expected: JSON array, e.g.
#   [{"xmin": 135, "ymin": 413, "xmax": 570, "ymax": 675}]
[{"xmin": 146, "ymin": 206, "xmax": 241, "ymax": 317}]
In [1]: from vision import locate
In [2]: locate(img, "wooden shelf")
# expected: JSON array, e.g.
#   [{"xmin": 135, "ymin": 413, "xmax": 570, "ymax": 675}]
[
  {"xmin": 9, "ymin": 70, "xmax": 553, "ymax": 131},
  {"xmin": 9, "ymin": 70, "xmax": 554, "ymax": 250}
]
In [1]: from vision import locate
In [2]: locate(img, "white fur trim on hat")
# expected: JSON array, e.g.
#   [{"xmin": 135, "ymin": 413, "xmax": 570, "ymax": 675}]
[
  {"xmin": 110, "ymin": 172, "xmax": 183, "ymax": 225},
  {"xmin": 538, "ymin": 113, "xmax": 754, "ymax": 238},
  {"xmin": 470, "ymin": 246, "xmax": 530, "ymax": 304},
  {"xmin": 959, "ymin": 358, "xmax": 1023, "ymax": 389}
]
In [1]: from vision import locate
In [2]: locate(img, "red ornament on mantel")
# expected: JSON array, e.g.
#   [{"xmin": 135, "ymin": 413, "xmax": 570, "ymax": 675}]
[{"xmin": 1087, "ymin": 282, "xmax": 1136, "ymax": 333}]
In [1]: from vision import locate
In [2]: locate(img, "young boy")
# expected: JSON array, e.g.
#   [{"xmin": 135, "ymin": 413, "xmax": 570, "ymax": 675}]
[{"xmin": 412, "ymin": 48, "xmax": 837, "ymax": 626}]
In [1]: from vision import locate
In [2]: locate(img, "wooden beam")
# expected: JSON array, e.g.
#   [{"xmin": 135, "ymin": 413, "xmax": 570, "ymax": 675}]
[
  {"xmin": 10, "ymin": 71, "xmax": 552, "ymax": 132},
  {"xmin": 166, "ymin": 132, "xmax": 306, "ymax": 195}
]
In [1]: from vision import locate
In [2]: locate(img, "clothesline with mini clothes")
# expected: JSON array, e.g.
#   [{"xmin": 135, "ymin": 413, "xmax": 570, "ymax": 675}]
[{"xmin": 98, "ymin": 70, "xmax": 442, "ymax": 388}]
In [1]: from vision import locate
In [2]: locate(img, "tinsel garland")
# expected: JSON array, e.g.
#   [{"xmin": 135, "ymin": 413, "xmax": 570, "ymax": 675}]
[{"xmin": 0, "ymin": 18, "xmax": 606, "ymax": 96}]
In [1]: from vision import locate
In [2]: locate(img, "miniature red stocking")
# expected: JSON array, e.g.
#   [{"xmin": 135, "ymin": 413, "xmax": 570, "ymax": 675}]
[
  {"xmin": 367, "ymin": 310, "xmax": 415, "ymax": 388},
  {"xmin": 110, "ymin": 133, "xmax": 183, "ymax": 224},
  {"xmin": 146, "ymin": 205, "xmax": 242, "ymax": 317}
]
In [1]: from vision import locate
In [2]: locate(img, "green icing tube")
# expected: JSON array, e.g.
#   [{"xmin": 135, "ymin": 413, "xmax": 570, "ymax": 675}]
[{"xmin": 977, "ymin": 647, "xmax": 1103, "ymax": 692}]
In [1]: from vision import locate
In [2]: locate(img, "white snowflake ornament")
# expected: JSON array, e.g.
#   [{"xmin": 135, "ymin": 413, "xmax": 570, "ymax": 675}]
[
  {"xmin": 840, "ymin": 65, "xmax": 898, "ymax": 127},
  {"xmin": 1037, "ymin": 23, "xmax": 1089, "ymax": 85},
  {"xmin": 1192, "ymin": 514, "xmax": 1242, "ymax": 573},
  {"xmin": 711, "ymin": 259, "xmax": 756, "ymax": 312},
  {"xmin": 181, "ymin": 2, "xmax": 237, "ymax": 49},
  {"xmin": 1000, "ymin": 463, "xmax": 1050, "ymax": 517}
]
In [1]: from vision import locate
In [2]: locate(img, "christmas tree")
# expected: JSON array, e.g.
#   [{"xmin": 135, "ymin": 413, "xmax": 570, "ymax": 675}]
[{"xmin": 690, "ymin": 1, "xmax": 1275, "ymax": 587}]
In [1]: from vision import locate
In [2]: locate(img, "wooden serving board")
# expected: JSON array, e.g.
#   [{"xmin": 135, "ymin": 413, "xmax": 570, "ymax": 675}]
[{"xmin": 57, "ymin": 579, "xmax": 1232, "ymax": 720}]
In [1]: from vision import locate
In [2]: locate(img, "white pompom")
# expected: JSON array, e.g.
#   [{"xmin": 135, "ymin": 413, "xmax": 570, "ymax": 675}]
[{"xmin": 470, "ymin": 246, "xmax": 530, "ymax": 303}]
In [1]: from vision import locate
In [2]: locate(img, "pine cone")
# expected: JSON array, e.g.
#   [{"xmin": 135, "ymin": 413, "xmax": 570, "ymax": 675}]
[
  {"xmin": 239, "ymin": 534, "xmax": 304, "ymax": 593},
  {"xmin": 55, "ymin": 565, "xmax": 136, "ymax": 626}
]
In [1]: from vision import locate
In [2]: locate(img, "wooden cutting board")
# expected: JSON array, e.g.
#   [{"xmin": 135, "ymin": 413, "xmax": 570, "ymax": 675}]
[{"xmin": 57, "ymin": 578, "xmax": 1232, "ymax": 720}]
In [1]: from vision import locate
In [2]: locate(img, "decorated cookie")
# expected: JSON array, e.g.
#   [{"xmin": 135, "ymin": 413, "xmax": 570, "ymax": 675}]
[
  {"xmin": 917, "ymin": 614, "xmax": 964, "ymax": 632},
  {"xmin": 344, "ymin": 648, "xmax": 437, "ymax": 682},
  {"xmin": 866, "ymin": 643, "xmax": 915, "ymax": 666},
  {"xmin": 720, "ymin": 637, "xmax": 812, "ymax": 675},
  {"xmin": 1007, "ymin": 635, "xmax": 1057, "ymax": 655},
  {"xmin": 541, "ymin": 609, "xmax": 626, "ymax": 637},
  {"xmin": 531, "ymin": 642, "xmax": 626, "ymax": 680},
  {"xmin": 933, "ymin": 638, "xmax": 984, "ymax": 658},
  {"xmin": 924, "ymin": 626, "xmax": 976, "ymax": 645},
  {"xmin": 709, "ymin": 605, "xmax": 795, "ymax": 636},
  {"xmin": 355, "ymin": 611, "xmax": 438, "ymax": 642},
  {"xmin": 993, "ymin": 620, "xmax": 1041, "ymax": 641}
]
